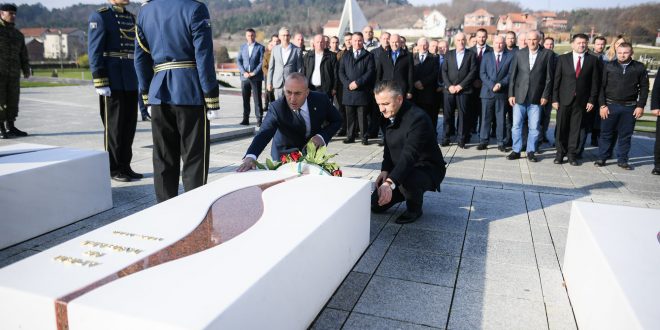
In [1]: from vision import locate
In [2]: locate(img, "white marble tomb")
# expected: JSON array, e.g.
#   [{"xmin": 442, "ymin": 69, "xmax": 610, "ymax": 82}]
[
  {"xmin": 0, "ymin": 171, "xmax": 371, "ymax": 329},
  {"xmin": 0, "ymin": 143, "xmax": 112, "ymax": 249},
  {"xmin": 564, "ymin": 202, "xmax": 660, "ymax": 330}
]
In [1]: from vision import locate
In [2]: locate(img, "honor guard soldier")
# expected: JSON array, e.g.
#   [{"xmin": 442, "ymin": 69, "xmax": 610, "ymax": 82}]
[
  {"xmin": 0, "ymin": 3, "xmax": 30, "ymax": 139},
  {"xmin": 88, "ymin": 0, "xmax": 142, "ymax": 182},
  {"xmin": 135, "ymin": 0, "xmax": 219, "ymax": 203}
]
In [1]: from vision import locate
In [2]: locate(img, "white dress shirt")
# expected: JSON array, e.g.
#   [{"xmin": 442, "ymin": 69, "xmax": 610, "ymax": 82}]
[
  {"xmin": 456, "ymin": 50, "xmax": 465, "ymax": 69},
  {"xmin": 246, "ymin": 42, "xmax": 255, "ymax": 72},
  {"xmin": 311, "ymin": 52, "xmax": 323, "ymax": 86},
  {"xmin": 528, "ymin": 48, "xmax": 539, "ymax": 70},
  {"xmin": 419, "ymin": 52, "xmax": 428, "ymax": 63},
  {"xmin": 572, "ymin": 51, "xmax": 584, "ymax": 71},
  {"xmin": 281, "ymin": 44, "xmax": 292, "ymax": 64}
]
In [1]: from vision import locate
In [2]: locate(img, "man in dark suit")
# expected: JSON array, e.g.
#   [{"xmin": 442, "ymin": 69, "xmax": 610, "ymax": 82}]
[
  {"xmin": 539, "ymin": 37, "xmax": 558, "ymax": 147},
  {"xmin": 552, "ymin": 33, "xmax": 600, "ymax": 166},
  {"xmin": 412, "ymin": 37, "xmax": 440, "ymax": 134},
  {"xmin": 441, "ymin": 32, "xmax": 478, "ymax": 148},
  {"xmin": 503, "ymin": 31, "xmax": 519, "ymax": 147},
  {"xmin": 237, "ymin": 28, "xmax": 265, "ymax": 126},
  {"xmin": 371, "ymin": 80, "xmax": 446, "ymax": 224},
  {"xmin": 650, "ymin": 77, "xmax": 660, "ymax": 175},
  {"xmin": 468, "ymin": 28, "xmax": 492, "ymax": 136},
  {"xmin": 302, "ymin": 34, "xmax": 337, "ymax": 100},
  {"xmin": 375, "ymin": 33, "xmax": 413, "ymax": 100},
  {"xmin": 477, "ymin": 36, "xmax": 512, "ymax": 151},
  {"xmin": 339, "ymin": 32, "xmax": 376, "ymax": 145},
  {"xmin": 507, "ymin": 31, "xmax": 553, "ymax": 162},
  {"xmin": 237, "ymin": 73, "xmax": 342, "ymax": 171}
]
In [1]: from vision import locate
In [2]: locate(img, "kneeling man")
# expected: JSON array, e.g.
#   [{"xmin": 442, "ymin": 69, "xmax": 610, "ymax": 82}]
[
  {"xmin": 237, "ymin": 72, "xmax": 342, "ymax": 171},
  {"xmin": 372, "ymin": 81, "xmax": 446, "ymax": 223}
]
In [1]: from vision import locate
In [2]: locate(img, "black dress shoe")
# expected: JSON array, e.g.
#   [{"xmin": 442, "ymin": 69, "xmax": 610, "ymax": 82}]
[
  {"xmin": 361, "ymin": 138, "xmax": 369, "ymax": 145},
  {"xmin": 7, "ymin": 125, "xmax": 27, "ymax": 137},
  {"xmin": 336, "ymin": 130, "xmax": 347, "ymax": 137},
  {"xmin": 377, "ymin": 139, "xmax": 384, "ymax": 146},
  {"xmin": 507, "ymin": 151, "xmax": 520, "ymax": 160},
  {"xmin": 440, "ymin": 140, "xmax": 450, "ymax": 147},
  {"xmin": 594, "ymin": 160, "xmax": 606, "ymax": 167},
  {"xmin": 343, "ymin": 138, "xmax": 355, "ymax": 144},
  {"xmin": 569, "ymin": 159, "xmax": 579, "ymax": 166},
  {"xmin": 553, "ymin": 156, "xmax": 563, "ymax": 164},
  {"xmin": 476, "ymin": 143, "xmax": 487, "ymax": 150},
  {"xmin": 125, "ymin": 168, "xmax": 144, "ymax": 179},
  {"xmin": 497, "ymin": 145, "xmax": 506, "ymax": 152},
  {"xmin": 0, "ymin": 127, "xmax": 8, "ymax": 139},
  {"xmin": 395, "ymin": 210, "xmax": 423, "ymax": 224},
  {"xmin": 652, "ymin": 168, "xmax": 660, "ymax": 175},
  {"xmin": 458, "ymin": 142, "xmax": 466, "ymax": 149},
  {"xmin": 527, "ymin": 152, "xmax": 538, "ymax": 162},
  {"xmin": 111, "ymin": 173, "xmax": 132, "ymax": 182},
  {"xmin": 617, "ymin": 163, "xmax": 633, "ymax": 170},
  {"xmin": 141, "ymin": 114, "xmax": 151, "ymax": 121},
  {"xmin": 239, "ymin": 121, "xmax": 249, "ymax": 126}
]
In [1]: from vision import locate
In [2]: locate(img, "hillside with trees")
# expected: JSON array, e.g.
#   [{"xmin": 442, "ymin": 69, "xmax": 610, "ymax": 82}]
[{"xmin": 12, "ymin": 0, "xmax": 660, "ymax": 43}]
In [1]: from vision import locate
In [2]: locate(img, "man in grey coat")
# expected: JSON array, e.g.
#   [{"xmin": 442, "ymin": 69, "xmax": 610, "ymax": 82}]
[
  {"xmin": 267, "ymin": 26, "xmax": 303, "ymax": 100},
  {"xmin": 507, "ymin": 30, "xmax": 553, "ymax": 162}
]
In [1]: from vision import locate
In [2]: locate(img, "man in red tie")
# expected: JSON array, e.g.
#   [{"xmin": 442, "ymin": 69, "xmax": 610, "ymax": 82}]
[{"xmin": 552, "ymin": 33, "xmax": 600, "ymax": 166}]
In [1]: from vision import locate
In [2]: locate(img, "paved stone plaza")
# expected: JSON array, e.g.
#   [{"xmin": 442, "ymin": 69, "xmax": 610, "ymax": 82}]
[{"xmin": 1, "ymin": 85, "xmax": 659, "ymax": 329}]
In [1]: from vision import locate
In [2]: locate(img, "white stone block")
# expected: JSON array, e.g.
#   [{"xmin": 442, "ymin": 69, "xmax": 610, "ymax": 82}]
[
  {"xmin": 564, "ymin": 202, "xmax": 660, "ymax": 330},
  {"xmin": 0, "ymin": 143, "xmax": 113, "ymax": 249},
  {"xmin": 0, "ymin": 171, "xmax": 371, "ymax": 330}
]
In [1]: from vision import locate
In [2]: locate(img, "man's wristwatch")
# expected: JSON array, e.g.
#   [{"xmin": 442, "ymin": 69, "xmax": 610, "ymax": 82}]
[{"xmin": 385, "ymin": 179, "xmax": 396, "ymax": 190}]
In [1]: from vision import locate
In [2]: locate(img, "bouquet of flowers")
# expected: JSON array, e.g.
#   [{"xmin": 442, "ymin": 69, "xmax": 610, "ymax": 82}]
[{"xmin": 255, "ymin": 141, "xmax": 342, "ymax": 177}]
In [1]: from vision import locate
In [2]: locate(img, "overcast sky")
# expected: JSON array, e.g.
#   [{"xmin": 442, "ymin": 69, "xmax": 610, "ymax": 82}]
[{"xmin": 13, "ymin": 0, "xmax": 657, "ymax": 11}]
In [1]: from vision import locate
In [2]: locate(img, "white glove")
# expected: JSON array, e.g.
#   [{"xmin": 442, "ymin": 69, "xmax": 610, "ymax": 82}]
[
  {"xmin": 207, "ymin": 110, "xmax": 220, "ymax": 120},
  {"xmin": 95, "ymin": 87, "xmax": 111, "ymax": 97},
  {"xmin": 147, "ymin": 106, "xmax": 152, "ymax": 116}
]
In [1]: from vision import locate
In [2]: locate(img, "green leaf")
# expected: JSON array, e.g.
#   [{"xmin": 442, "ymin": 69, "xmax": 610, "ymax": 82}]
[
  {"xmin": 255, "ymin": 161, "xmax": 266, "ymax": 170},
  {"xmin": 306, "ymin": 141, "xmax": 316, "ymax": 160},
  {"xmin": 266, "ymin": 158, "xmax": 276, "ymax": 170}
]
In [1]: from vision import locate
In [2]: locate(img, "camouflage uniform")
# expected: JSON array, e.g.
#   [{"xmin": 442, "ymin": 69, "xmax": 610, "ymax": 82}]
[{"xmin": 0, "ymin": 18, "xmax": 30, "ymax": 123}]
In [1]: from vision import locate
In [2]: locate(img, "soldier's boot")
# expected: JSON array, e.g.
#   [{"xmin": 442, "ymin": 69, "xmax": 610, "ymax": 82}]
[
  {"xmin": 0, "ymin": 122, "xmax": 9, "ymax": 139},
  {"xmin": 7, "ymin": 121, "xmax": 28, "ymax": 137},
  {"xmin": 0, "ymin": 121, "xmax": 9, "ymax": 139}
]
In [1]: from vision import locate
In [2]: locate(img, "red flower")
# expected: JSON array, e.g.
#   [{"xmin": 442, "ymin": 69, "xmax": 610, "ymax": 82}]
[
  {"xmin": 332, "ymin": 170, "xmax": 342, "ymax": 177},
  {"xmin": 291, "ymin": 151, "xmax": 302, "ymax": 162},
  {"xmin": 280, "ymin": 154, "xmax": 288, "ymax": 163}
]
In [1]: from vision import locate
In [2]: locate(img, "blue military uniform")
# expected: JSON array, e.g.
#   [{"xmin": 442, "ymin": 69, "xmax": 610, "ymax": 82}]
[
  {"xmin": 134, "ymin": 0, "xmax": 219, "ymax": 202},
  {"xmin": 88, "ymin": 4, "xmax": 141, "ymax": 181}
]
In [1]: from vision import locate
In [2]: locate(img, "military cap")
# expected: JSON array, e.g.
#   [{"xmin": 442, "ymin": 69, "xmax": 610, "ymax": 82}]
[{"xmin": 0, "ymin": 3, "xmax": 18, "ymax": 11}]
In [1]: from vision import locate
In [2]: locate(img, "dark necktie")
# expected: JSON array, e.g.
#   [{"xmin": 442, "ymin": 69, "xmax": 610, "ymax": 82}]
[
  {"xmin": 354, "ymin": 50, "xmax": 359, "ymax": 59},
  {"xmin": 478, "ymin": 47, "xmax": 483, "ymax": 62},
  {"xmin": 496, "ymin": 54, "xmax": 501, "ymax": 71},
  {"xmin": 575, "ymin": 56, "xmax": 582, "ymax": 78},
  {"xmin": 420, "ymin": 54, "xmax": 425, "ymax": 63},
  {"xmin": 292, "ymin": 109, "xmax": 306, "ymax": 135}
]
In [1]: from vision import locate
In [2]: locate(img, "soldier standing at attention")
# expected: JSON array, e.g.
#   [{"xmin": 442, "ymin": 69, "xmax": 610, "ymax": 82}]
[
  {"xmin": 0, "ymin": 3, "xmax": 30, "ymax": 139},
  {"xmin": 135, "ymin": 0, "xmax": 219, "ymax": 203},
  {"xmin": 88, "ymin": 0, "xmax": 142, "ymax": 182}
]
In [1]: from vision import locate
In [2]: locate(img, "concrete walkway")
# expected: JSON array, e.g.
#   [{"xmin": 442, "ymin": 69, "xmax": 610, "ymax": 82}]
[{"xmin": 1, "ymin": 85, "xmax": 659, "ymax": 329}]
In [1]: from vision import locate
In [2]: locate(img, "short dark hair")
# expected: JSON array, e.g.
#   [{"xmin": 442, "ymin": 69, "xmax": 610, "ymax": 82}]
[
  {"xmin": 270, "ymin": 34, "xmax": 278, "ymax": 40},
  {"xmin": 594, "ymin": 36, "xmax": 606, "ymax": 43},
  {"xmin": 373, "ymin": 80, "xmax": 404, "ymax": 98},
  {"xmin": 331, "ymin": 36, "xmax": 339, "ymax": 41},
  {"xmin": 572, "ymin": 33, "xmax": 589, "ymax": 42},
  {"xmin": 353, "ymin": 32, "xmax": 364, "ymax": 39},
  {"xmin": 476, "ymin": 28, "xmax": 488, "ymax": 35},
  {"xmin": 343, "ymin": 32, "xmax": 353, "ymax": 37},
  {"xmin": 245, "ymin": 28, "xmax": 256, "ymax": 34},
  {"xmin": 544, "ymin": 37, "xmax": 554, "ymax": 43},
  {"xmin": 617, "ymin": 42, "xmax": 633, "ymax": 50},
  {"xmin": 506, "ymin": 31, "xmax": 516, "ymax": 38}
]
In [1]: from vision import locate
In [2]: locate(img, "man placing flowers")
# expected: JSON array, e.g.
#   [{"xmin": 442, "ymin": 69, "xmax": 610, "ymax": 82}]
[
  {"xmin": 371, "ymin": 80, "xmax": 446, "ymax": 224},
  {"xmin": 237, "ymin": 72, "xmax": 342, "ymax": 172}
]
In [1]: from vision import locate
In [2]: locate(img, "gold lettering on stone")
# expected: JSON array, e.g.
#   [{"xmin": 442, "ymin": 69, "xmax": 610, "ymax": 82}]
[
  {"xmin": 83, "ymin": 250, "xmax": 105, "ymax": 258},
  {"xmin": 53, "ymin": 255, "xmax": 101, "ymax": 267},
  {"xmin": 81, "ymin": 240, "xmax": 143, "ymax": 254},
  {"xmin": 112, "ymin": 230, "xmax": 164, "ymax": 242}
]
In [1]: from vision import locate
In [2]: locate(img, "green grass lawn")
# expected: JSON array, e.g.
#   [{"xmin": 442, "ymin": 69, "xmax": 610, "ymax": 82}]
[
  {"xmin": 32, "ymin": 68, "xmax": 91, "ymax": 80},
  {"xmin": 21, "ymin": 81, "xmax": 78, "ymax": 88}
]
